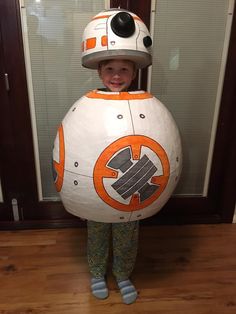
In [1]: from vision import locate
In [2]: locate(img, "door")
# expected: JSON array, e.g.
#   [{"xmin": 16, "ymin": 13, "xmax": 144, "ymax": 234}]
[
  {"xmin": 0, "ymin": 0, "xmax": 235, "ymax": 228},
  {"xmin": 0, "ymin": 26, "xmax": 12, "ymax": 221},
  {"xmin": 0, "ymin": 0, "xmax": 38, "ymax": 225}
]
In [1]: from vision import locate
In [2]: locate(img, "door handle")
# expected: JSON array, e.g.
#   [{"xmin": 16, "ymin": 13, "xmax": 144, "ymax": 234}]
[{"xmin": 4, "ymin": 73, "xmax": 10, "ymax": 91}]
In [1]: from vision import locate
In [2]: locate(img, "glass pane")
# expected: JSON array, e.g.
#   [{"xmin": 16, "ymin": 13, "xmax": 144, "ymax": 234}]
[
  {"xmin": 22, "ymin": 0, "xmax": 107, "ymax": 199},
  {"xmin": 150, "ymin": 0, "xmax": 231, "ymax": 195}
]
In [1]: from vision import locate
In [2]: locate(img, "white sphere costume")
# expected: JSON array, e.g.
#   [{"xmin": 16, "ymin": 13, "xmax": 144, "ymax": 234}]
[{"xmin": 52, "ymin": 9, "xmax": 182, "ymax": 222}]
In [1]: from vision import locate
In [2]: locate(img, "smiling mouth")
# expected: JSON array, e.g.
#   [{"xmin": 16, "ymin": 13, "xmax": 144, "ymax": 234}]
[{"xmin": 111, "ymin": 82, "xmax": 123, "ymax": 86}]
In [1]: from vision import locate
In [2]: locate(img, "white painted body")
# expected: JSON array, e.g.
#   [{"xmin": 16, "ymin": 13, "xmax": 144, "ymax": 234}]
[{"xmin": 52, "ymin": 90, "xmax": 182, "ymax": 222}]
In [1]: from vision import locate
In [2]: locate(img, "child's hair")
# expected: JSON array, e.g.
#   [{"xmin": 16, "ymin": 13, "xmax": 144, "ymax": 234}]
[{"xmin": 98, "ymin": 59, "xmax": 137, "ymax": 72}]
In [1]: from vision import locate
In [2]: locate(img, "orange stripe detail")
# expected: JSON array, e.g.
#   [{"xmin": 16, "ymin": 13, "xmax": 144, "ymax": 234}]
[
  {"xmin": 86, "ymin": 37, "xmax": 96, "ymax": 50},
  {"xmin": 92, "ymin": 14, "xmax": 111, "ymax": 20},
  {"xmin": 133, "ymin": 16, "xmax": 143, "ymax": 23},
  {"xmin": 101, "ymin": 35, "xmax": 108, "ymax": 46},
  {"xmin": 92, "ymin": 14, "xmax": 144, "ymax": 23},
  {"xmin": 53, "ymin": 124, "xmax": 65, "ymax": 192},
  {"xmin": 86, "ymin": 90, "xmax": 153, "ymax": 100}
]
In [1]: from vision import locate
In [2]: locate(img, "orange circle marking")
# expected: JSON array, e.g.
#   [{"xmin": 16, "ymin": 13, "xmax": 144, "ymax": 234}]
[
  {"xmin": 53, "ymin": 124, "xmax": 65, "ymax": 192},
  {"xmin": 93, "ymin": 135, "xmax": 170, "ymax": 212}
]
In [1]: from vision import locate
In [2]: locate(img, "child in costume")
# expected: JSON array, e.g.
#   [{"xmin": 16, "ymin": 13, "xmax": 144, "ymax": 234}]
[
  {"xmin": 81, "ymin": 9, "xmax": 152, "ymax": 304},
  {"xmin": 53, "ymin": 8, "xmax": 181, "ymax": 305}
]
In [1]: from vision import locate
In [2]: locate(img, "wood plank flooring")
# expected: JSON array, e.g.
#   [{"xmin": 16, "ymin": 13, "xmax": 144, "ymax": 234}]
[{"xmin": 0, "ymin": 224, "xmax": 236, "ymax": 313}]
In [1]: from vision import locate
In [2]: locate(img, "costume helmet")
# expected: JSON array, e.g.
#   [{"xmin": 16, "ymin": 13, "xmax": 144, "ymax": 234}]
[{"xmin": 81, "ymin": 9, "xmax": 152, "ymax": 69}]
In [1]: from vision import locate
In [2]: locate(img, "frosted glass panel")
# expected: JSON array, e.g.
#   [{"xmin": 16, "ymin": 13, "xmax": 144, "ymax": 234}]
[
  {"xmin": 150, "ymin": 0, "xmax": 231, "ymax": 195},
  {"xmin": 22, "ymin": 0, "xmax": 107, "ymax": 199}
]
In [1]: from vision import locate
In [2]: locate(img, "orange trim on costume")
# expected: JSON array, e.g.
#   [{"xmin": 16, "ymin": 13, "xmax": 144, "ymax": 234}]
[
  {"xmin": 91, "ymin": 14, "xmax": 144, "ymax": 23},
  {"xmin": 86, "ymin": 37, "xmax": 96, "ymax": 50},
  {"xmin": 101, "ymin": 35, "xmax": 108, "ymax": 46},
  {"xmin": 86, "ymin": 90, "xmax": 153, "ymax": 100},
  {"xmin": 133, "ymin": 16, "xmax": 143, "ymax": 23},
  {"xmin": 53, "ymin": 124, "xmax": 65, "ymax": 192},
  {"xmin": 93, "ymin": 135, "xmax": 170, "ymax": 212},
  {"xmin": 92, "ymin": 14, "xmax": 111, "ymax": 20}
]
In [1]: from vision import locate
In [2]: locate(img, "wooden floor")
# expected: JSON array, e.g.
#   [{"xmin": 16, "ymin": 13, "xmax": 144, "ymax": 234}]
[{"xmin": 0, "ymin": 224, "xmax": 236, "ymax": 313}]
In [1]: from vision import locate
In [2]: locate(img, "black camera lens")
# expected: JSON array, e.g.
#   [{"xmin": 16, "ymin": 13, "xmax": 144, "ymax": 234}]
[
  {"xmin": 143, "ymin": 36, "xmax": 152, "ymax": 48},
  {"xmin": 111, "ymin": 12, "xmax": 135, "ymax": 38}
]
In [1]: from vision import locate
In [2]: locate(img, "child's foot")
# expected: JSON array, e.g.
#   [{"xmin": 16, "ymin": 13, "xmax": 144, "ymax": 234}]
[
  {"xmin": 117, "ymin": 279, "xmax": 138, "ymax": 304},
  {"xmin": 91, "ymin": 277, "xmax": 109, "ymax": 299}
]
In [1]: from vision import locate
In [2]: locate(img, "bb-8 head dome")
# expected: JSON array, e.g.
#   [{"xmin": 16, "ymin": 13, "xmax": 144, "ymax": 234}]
[{"xmin": 81, "ymin": 9, "xmax": 152, "ymax": 69}]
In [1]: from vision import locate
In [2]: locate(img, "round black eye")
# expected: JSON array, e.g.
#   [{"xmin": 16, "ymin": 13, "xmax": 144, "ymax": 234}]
[
  {"xmin": 143, "ymin": 36, "xmax": 152, "ymax": 47},
  {"xmin": 111, "ymin": 12, "xmax": 135, "ymax": 38}
]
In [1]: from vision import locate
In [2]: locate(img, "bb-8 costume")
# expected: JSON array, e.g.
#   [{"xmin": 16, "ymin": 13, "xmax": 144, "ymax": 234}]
[{"xmin": 52, "ymin": 8, "xmax": 182, "ymax": 288}]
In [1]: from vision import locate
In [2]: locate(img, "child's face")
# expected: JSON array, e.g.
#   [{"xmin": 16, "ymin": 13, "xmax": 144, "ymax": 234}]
[{"xmin": 98, "ymin": 60, "xmax": 136, "ymax": 92}]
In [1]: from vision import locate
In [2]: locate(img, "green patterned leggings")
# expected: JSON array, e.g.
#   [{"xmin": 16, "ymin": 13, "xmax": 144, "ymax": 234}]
[{"xmin": 87, "ymin": 220, "xmax": 139, "ymax": 281}]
